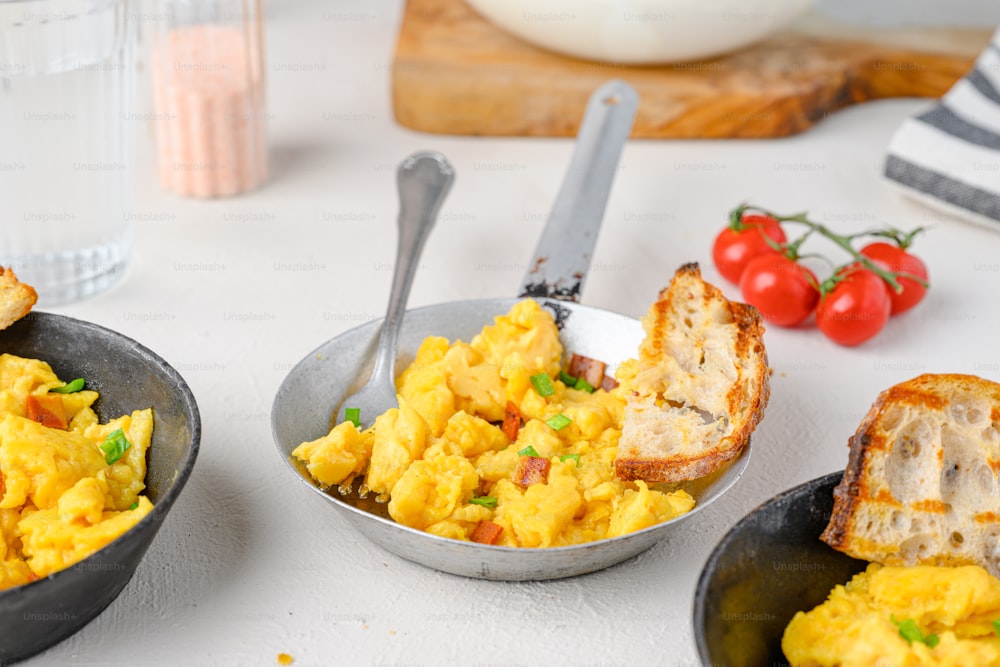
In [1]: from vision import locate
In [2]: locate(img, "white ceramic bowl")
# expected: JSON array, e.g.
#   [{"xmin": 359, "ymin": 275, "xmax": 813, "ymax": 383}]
[{"xmin": 465, "ymin": 0, "xmax": 815, "ymax": 64}]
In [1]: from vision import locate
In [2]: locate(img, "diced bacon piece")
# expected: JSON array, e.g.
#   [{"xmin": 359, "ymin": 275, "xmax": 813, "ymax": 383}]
[
  {"xmin": 502, "ymin": 400, "xmax": 521, "ymax": 442},
  {"xmin": 26, "ymin": 394, "xmax": 68, "ymax": 430},
  {"xmin": 514, "ymin": 456, "xmax": 551, "ymax": 486},
  {"xmin": 568, "ymin": 353, "xmax": 607, "ymax": 389},
  {"xmin": 470, "ymin": 520, "xmax": 503, "ymax": 545},
  {"xmin": 601, "ymin": 375, "xmax": 619, "ymax": 390}
]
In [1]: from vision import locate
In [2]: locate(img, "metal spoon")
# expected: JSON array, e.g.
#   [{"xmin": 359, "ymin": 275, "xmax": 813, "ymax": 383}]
[{"xmin": 339, "ymin": 151, "xmax": 454, "ymax": 429}]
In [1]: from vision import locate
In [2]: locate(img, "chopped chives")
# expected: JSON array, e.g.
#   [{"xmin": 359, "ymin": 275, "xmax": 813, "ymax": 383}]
[
  {"xmin": 517, "ymin": 445, "xmax": 540, "ymax": 457},
  {"xmin": 574, "ymin": 376, "xmax": 595, "ymax": 393},
  {"xmin": 559, "ymin": 453, "xmax": 580, "ymax": 466},
  {"xmin": 129, "ymin": 501, "xmax": 139, "ymax": 510},
  {"xmin": 530, "ymin": 373, "xmax": 555, "ymax": 397},
  {"xmin": 546, "ymin": 414, "xmax": 572, "ymax": 431},
  {"xmin": 49, "ymin": 378, "xmax": 85, "ymax": 394},
  {"xmin": 469, "ymin": 496, "xmax": 498, "ymax": 508},
  {"xmin": 344, "ymin": 407, "xmax": 361, "ymax": 428},
  {"xmin": 99, "ymin": 429, "xmax": 132, "ymax": 465},
  {"xmin": 993, "ymin": 619, "xmax": 1000, "ymax": 638},
  {"xmin": 891, "ymin": 616, "xmax": 939, "ymax": 647},
  {"xmin": 895, "ymin": 618, "xmax": 922, "ymax": 644},
  {"xmin": 558, "ymin": 370, "xmax": 577, "ymax": 386}
]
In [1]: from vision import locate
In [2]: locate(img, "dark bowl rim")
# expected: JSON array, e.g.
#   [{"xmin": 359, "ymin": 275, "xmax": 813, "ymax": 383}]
[
  {"xmin": 691, "ymin": 469, "xmax": 845, "ymax": 662},
  {"xmin": 0, "ymin": 310, "xmax": 202, "ymax": 602}
]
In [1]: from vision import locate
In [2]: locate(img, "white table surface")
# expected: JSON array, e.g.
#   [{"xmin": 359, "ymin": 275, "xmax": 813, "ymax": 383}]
[{"xmin": 24, "ymin": 1, "xmax": 1000, "ymax": 665}]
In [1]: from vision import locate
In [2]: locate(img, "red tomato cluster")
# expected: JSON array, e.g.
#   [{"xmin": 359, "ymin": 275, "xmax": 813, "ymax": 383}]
[{"xmin": 712, "ymin": 210, "xmax": 929, "ymax": 346}]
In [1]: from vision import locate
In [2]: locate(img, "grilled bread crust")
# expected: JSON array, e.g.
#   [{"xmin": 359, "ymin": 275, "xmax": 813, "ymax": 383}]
[
  {"xmin": 0, "ymin": 267, "xmax": 37, "ymax": 331},
  {"xmin": 821, "ymin": 374, "xmax": 1000, "ymax": 577},
  {"xmin": 614, "ymin": 263, "xmax": 769, "ymax": 483}
]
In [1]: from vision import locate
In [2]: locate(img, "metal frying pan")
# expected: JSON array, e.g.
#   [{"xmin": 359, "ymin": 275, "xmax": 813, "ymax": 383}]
[{"xmin": 271, "ymin": 80, "xmax": 752, "ymax": 581}]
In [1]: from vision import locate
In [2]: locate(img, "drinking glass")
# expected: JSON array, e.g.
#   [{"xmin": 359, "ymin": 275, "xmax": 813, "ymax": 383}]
[{"xmin": 0, "ymin": 0, "xmax": 135, "ymax": 306}]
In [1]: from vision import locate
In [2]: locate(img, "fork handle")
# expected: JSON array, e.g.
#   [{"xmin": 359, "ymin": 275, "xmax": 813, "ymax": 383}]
[{"xmin": 369, "ymin": 152, "xmax": 455, "ymax": 389}]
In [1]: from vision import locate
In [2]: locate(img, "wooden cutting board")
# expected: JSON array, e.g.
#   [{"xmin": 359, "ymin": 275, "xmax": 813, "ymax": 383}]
[{"xmin": 392, "ymin": 0, "xmax": 994, "ymax": 138}]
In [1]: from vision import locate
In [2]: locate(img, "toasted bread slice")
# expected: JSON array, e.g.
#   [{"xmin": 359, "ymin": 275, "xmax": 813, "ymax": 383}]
[
  {"xmin": 0, "ymin": 267, "xmax": 37, "ymax": 330},
  {"xmin": 614, "ymin": 263, "xmax": 769, "ymax": 483},
  {"xmin": 822, "ymin": 374, "xmax": 1000, "ymax": 576}
]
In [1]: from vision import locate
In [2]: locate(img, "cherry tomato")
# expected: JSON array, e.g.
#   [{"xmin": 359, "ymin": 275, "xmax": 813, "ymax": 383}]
[
  {"xmin": 712, "ymin": 214, "xmax": 788, "ymax": 284},
  {"xmin": 816, "ymin": 268, "xmax": 891, "ymax": 346},
  {"xmin": 739, "ymin": 254, "xmax": 819, "ymax": 327},
  {"xmin": 859, "ymin": 242, "xmax": 929, "ymax": 315}
]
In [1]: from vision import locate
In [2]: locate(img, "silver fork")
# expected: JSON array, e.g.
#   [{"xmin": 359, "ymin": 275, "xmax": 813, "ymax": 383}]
[{"xmin": 338, "ymin": 151, "xmax": 455, "ymax": 429}]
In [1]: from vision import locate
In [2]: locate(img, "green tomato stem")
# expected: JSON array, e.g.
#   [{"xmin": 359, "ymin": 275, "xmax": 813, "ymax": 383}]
[
  {"xmin": 728, "ymin": 205, "xmax": 748, "ymax": 231},
  {"xmin": 733, "ymin": 204, "xmax": 928, "ymax": 295}
]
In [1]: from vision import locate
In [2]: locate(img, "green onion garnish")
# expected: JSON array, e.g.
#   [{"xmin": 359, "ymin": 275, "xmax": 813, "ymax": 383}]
[
  {"xmin": 49, "ymin": 378, "xmax": 85, "ymax": 394},
  {"xmin": 469, "ymin": 496, "xmax": 498, "ymax": 508},
  {"xmin": 99, "ymin": 429, "xmax": 132, "ymax": 465},
  {"xmin": 559, "ymin": 453, "xmax": 580, "ymax": 466},
  {"xmin": 558, "ymin": 370, "xmax": 577, "ymax": 386},
  {"xmin": 895, "ymin": 618, "xmax": 923, "ymax": 645},
  {"xmin": 517, "ymin": 445, "xmax": 540, "ymax": 457},
  {"xmin": 574, "ymin": 376, "xmax": 595, "ymax": 393},
  {"xmin": 546, "ymin": 414, "xmax": 572, "ymax": 431},
  {"xmin": 891, "ymin": 616, "xmax": 939, "ymax": 647},
  {"xmin": 344, "ymin": 407, "xmax": 361, "ymax": 428},
  {"xmin": 129, "ymin": 501, "xmax": 139, "ymax": 510},
  {"xmin": 530, "ymin": 373, "xmax": 555, "ymax": 397},
  {"xmin": 993, "ymin": 619, "xmax": 1000, "ymax": 638}
]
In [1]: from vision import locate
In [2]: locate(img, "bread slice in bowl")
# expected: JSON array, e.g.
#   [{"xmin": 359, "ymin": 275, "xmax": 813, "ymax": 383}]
[
  {"xmin": 822, "ymin": 373, "xmax": 1000, "ymax": 576},
  {"xmin": 614, "ymin": 263, "xmax": 769, "ymax": 483},
  {"xmin": 0, "ymin": 267, "xmax": 37, "ymax": 330}
]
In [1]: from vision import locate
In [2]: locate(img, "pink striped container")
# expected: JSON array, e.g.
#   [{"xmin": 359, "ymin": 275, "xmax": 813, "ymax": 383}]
[{"xmin": 151, "ymin": 1, "xmax": 267, "ymax": 198}]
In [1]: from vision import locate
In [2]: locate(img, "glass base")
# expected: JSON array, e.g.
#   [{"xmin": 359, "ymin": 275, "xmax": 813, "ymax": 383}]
[{"xmin": 2, "ymin": 236, "xmax": 131, "ymax": 307}]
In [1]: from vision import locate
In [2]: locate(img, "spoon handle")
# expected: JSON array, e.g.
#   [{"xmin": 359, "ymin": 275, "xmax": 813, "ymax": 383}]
[
  {"xmin": 519, "ymin": 79, "xmax": 638, "ymax": 302},
  {"xmin": 369, "ymin": 152, "xmax": 455, "ymax": 389}
]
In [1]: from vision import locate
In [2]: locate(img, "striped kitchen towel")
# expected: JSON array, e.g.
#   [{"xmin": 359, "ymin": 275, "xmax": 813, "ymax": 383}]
[{"xmin": 885, "ymin": 27, "xmax": 1000, "ymax": 227}]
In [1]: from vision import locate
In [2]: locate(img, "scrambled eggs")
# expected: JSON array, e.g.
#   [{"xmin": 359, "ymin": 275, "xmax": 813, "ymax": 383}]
[
  {"xmin": 0, "ymin": 353, "xmax": 153, "ymax": 591},
  {"xmin": 294, "ymin": 299, "xmax": 694, "ymax": 547},
  {"xmin": 783, "ymin": 563, "xmax": 1000, "ymax": 666}
]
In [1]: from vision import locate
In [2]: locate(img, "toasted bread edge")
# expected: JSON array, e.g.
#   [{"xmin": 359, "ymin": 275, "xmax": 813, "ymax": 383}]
[
  {"xmin": 820, "ymin": 373, "xmax": 997, "ymax": 563},
  {"xmin": 614, "ymin": 264, "xmax": 770, "ymax": 483},
  {"xmin": 0, "ymin": 267, "xmax": 38, "ymax": 331}
]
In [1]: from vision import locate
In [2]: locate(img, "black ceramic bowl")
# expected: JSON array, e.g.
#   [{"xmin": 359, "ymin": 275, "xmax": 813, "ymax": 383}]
[
  {"xmin": 0, "ymin": 312, "xmax": 200, "ymax": 664},
  {"xmin": 693, "ymin": 471, "xmax": 868, "ymax": 667}
]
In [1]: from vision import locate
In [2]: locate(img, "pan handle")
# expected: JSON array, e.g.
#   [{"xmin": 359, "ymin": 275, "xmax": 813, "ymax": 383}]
[{"xmin": 519, "ymin": 79, "xmax": 639, "ymax": 302}]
